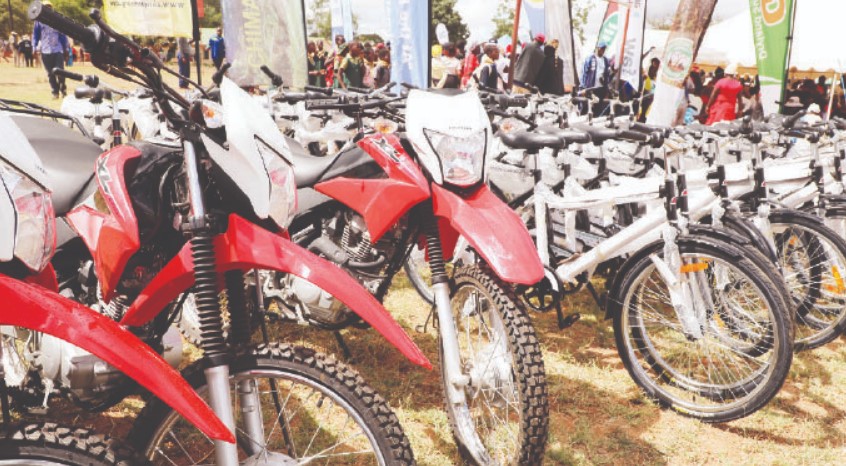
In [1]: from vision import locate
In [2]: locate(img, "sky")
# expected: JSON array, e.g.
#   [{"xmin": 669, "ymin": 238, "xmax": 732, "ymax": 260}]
[{"xmin": 305, "ymin": 0, "xmax": 749, "ymax": 42}]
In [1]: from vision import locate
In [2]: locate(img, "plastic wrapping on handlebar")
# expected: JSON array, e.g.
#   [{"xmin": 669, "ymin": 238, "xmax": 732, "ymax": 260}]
[
  {"xmin": 52, "ymin": 68, "xmax": 83, "ymax": 81},
  {"xmin": 28, "ymin": 2, "xmax": 99, "ymax": 51}
]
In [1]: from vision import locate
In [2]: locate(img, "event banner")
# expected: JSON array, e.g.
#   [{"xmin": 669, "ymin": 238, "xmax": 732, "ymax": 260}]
[
  {"xmin": 619, "ymin": 0, "xmax": 647, "ymax": 90},
  {"xmin": 104, "ymin": 0, "xmax": 193, "ymax": 37},
  {"xmin": 749, "ymin": 0, "xmax": 795, "ymax": 114},
  {"xmin": 388, "ymin": 0, "xmax": 430, "ymax": 89},
  {"xmin": 648, "ymin": 0, "xmax": 717, "ymax": 126},
  {"xmin": 330, "ymin": 0, "xmax": 354, "ymax": 42},
  {"xmin": 544, "ymin": 0, "xmax": 578, "ymax": 87},
  {"xmin": 222, "ymin": 0, "xmax": 308, "ymax": 88},
  {"xmin": 595, "ymin": 1, "xmax": 626, "ymax": 70},
  {"xmin": 523, "ymin": 0, "xmax": 546, "ymax": 38}
]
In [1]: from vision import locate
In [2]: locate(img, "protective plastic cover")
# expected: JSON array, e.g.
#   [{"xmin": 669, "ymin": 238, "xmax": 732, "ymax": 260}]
[
  {"xmin": 0, "ymin": 113, "xmax": 51, "ymax": 263},
  {"xmin": 212, "ymin": 77, "xmax": 294, "ymax": 220}
]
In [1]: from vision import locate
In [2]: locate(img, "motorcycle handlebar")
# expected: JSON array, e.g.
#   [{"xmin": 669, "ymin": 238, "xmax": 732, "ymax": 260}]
[{"xmin": 28, "ymin": 2, "xmax": 99, "ymax": 51}]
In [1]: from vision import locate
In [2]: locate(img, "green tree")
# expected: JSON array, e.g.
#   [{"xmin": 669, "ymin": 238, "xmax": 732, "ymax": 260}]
[
  {"xmin": 431, "ymin": 0, "xmax": 468, "ymax": 45},
  {"xmin": 199, "ymin": 0, "xmax": 223, "ymax": 29},
  {"xmin": 491, "ymin": 0, "xmax": 515, "ymax": 41},
  {"xmin": 0, "ymin": 0, "xmax": 29, "ymax": 39}
]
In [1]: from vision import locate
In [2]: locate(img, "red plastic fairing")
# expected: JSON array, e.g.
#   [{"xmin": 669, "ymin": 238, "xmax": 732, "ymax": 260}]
[
  {"xmin": 66, "ymin": 146, "xmax": 142, "ymax": 303},
  {"xmin": 315, "ymin": 135, "xmax": 431, "ymax": 242},
  {"xmin": 0, "ymin": 275, "xmax": 234, "ymax": 444},
  {"xmin": 431, "ymin": 184, "xmax": 544, "ymax": 285},
  {"xmin": 24, "ymin": 264, "xmax": 58, "ymax": 292},
  {"xmin": 120, "ymin": 215, "xmax": 432, "ymax": 370}
]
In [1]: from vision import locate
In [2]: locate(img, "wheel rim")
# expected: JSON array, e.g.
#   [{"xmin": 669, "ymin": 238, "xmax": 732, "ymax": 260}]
[
  {"xmin": 773, "ymin": 223, "xmax": 846, "ymax": 344},
  {"xmin": 448, "ymin": 283, "xmax": 522, "ymax": 465},
  {"xmin": 144, "ymin": 368, "xmax": 387, "ymax": 465},
  {"xmin": 621, "ymin": 252, "xmax": 781, "ymax": 413}
]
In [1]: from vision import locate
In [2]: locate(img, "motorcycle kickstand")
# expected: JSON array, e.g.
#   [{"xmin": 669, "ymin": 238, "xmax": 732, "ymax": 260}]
[{"xmin": 333, "ymin": 331, "xmax": 354, "ymax": 362}]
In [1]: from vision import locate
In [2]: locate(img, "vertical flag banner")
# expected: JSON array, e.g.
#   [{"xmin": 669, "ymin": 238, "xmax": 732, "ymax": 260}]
[
  {"xmin": 222, "ymin": 0, "xmax": 308, "ymax": 88},
  {"xmin": 749, "ymin": 0, "xmax": 795, "ymax": 114},
  {"xmin": 545, "ymin": 0, "xmax": 578, "ymax": 87},
  {"xmin": 389, "ymin": 0, "xmax": 430, "ymax": 89},
  {"xmin": 523, "ymin": 0, "xmax": 546, "ymax": 38},
  {"xmin": 595, "ymin": 1, "xmax": 627, "ymax": 68},
  {"xmin": 330, "ymin": 0, "xmax": 354, "ymax": 42},
  {"xmin": 648, "ymin": 0, "xmax": 717, "ymax": 126},
  {"xmin": 104, "ymin": 0, "xmax": 193, "ymax": 37},
  {"xmin": 619, "ymin": 0, "xmax": 647, "ymax": 90}
]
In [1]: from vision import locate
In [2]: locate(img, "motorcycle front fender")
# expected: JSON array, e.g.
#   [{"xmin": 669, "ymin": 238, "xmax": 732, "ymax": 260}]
[
  {"xmin": 431, "ymin": 184, "xmax": 544, "ymax": 285},
  {"xmin": 0, "ymin": 274, "xmax": 234, "ymax": 444},
  {"xmin": 120, "ymin": 214, "xmax": 432, "ymax": 370}
]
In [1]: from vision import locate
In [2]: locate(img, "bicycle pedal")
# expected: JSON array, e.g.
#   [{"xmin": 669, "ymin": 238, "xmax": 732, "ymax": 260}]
[{"xmin": 558, "ymin": 313, "xmax": 581, "ymax": 330}]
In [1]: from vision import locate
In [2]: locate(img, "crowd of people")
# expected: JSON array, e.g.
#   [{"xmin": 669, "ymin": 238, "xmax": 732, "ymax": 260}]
[{"xmin": 304, "ymin": 35, "xmax": 391, "ymax": 90}]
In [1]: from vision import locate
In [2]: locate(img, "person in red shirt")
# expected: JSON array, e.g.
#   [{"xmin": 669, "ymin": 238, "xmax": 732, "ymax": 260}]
[
  {"xmin": 461, "ymin": 42, "xmax": 481, "ymax": 89},
  {"xmin": 706, "ymin": 64, "xmax": 743, "ymax": 124}
]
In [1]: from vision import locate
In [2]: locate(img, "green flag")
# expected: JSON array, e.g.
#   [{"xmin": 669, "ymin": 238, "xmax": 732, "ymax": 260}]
[{"xmin": 749, "ymin": 0, "xmax": 795, "ymax": 114}]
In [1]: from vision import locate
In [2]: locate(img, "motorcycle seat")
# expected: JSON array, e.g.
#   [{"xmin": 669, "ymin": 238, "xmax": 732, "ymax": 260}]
[
  {"xmin": 10, "ymin": 115, "xmax": 101, "ymax": 216},
  {"xmin": 286, "ymin": 137, "xmax": 376, "ymax": 188}
]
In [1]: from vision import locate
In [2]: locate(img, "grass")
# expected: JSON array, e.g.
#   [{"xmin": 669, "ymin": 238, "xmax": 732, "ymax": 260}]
[
  {"xmin": 5, "ymin": 60, "xmax": 846, "ymax": 464},
  {"xmin": 0, "ymin": 60, "xmax": 217, "ymax": 109}
]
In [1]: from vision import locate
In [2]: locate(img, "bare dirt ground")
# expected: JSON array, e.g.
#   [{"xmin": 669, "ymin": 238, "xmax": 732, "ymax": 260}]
[{"xmin": 3, "ymin": 60, "xmax": 846, "ymax": 465}]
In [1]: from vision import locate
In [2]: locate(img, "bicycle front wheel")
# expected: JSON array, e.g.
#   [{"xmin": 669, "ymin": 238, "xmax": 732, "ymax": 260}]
[{"xmin": 611, "ymin": 236, "xmax": 793, "ymax": 423}]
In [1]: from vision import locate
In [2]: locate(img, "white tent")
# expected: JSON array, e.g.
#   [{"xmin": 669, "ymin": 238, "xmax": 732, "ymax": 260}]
[{"xmin": 641, "ymin": 2, "xmax": 846, "ymax": 72}]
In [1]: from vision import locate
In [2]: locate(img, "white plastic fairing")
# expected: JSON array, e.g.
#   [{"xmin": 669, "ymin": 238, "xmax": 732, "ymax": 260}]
[
  {"xmin": 405, "ymin": 90, "xmax": 492, "ymax": 185},
  {"xmin": 214, "ymin": 77, "xmax": 294, "ymax": 220}
]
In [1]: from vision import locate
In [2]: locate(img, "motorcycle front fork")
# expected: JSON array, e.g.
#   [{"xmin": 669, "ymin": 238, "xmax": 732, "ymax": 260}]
[{"xmin": 183, "ymin": 137, "xmax": 267, "ymax": 465}]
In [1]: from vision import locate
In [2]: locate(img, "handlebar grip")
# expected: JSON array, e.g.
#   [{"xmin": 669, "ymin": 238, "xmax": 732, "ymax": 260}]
[
  {"xmin": 783, "ymin": 110, "xmax": 806, "ymax": 129},
  {"xmin": 28, "ymin": 1, "xmax": 99, "ymax": 51},
  {"xmin": 212, "ymin": 62, "xmax": 231, "ymax": 86},
  {"xmin": 260, "ymin": 65, "xmax": 284, "ymax": 87},
  {"xmin": 304, "ymin": 85, "xmax": 332, "ymax": 95},
  {"xmin": 346, "ymin": 86, "xmax": 371, "ymax": 94},
  {"xmin": 52, "ymin": 67, "xmax": 83, "ymax": 81},
  {"xmin": 498, "ymin": 95, "xmax": 529, "ymax": 109},
  {"xmin": 616, "ymin": 129, "xmax": 650, "ymax": 142}
]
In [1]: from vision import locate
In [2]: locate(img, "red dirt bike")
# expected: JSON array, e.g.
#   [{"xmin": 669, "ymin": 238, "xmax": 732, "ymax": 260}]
[
  {"xmin": 247, "ymin": 87, "xmax": 551, "ymax": 464},
  {"xmin": 21, "ymin": 3, "xmax": 431, "ymax": 465}
]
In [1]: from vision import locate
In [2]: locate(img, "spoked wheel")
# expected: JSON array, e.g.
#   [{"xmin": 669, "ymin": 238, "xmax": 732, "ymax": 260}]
[
  {"xmin": 770, "ymin": 211, "xmax": 846, "ymax": 351},
  {"xmin": 611, "ymin": 237, "xmax": 793, "ymax": 423},
  {"xmin": 0, "ymin": 423, "xmax": 143, "ymax": 465},
  {"xmin": 442, "ymin": 266, "xmax": 548, "ymax": 465},
  {"xmin": 130, "ymin": 343, "xmax": 414, "ymax": 465}
]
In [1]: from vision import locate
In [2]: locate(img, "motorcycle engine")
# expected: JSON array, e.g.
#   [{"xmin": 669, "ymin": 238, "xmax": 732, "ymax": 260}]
[
  {"xmin": 264, "ymin": 210, "xmax": 403, "ymax": 328},
  {"xmin": 32, "ymin": 325, "xmax": 183, "ymax": 408}
]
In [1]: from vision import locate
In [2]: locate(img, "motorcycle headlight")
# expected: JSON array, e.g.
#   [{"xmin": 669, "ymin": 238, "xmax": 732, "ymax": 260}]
[
  {"xmin": 0, "ymin": 160, "xmax": 55, "ymax": 272},
  {"xmin": 423, "ymin": 129, "xmax": 487, "ymax": 187},
  {"xmin": 256, "ymin": 138, "xmax": 297, "ymax": 229}
]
